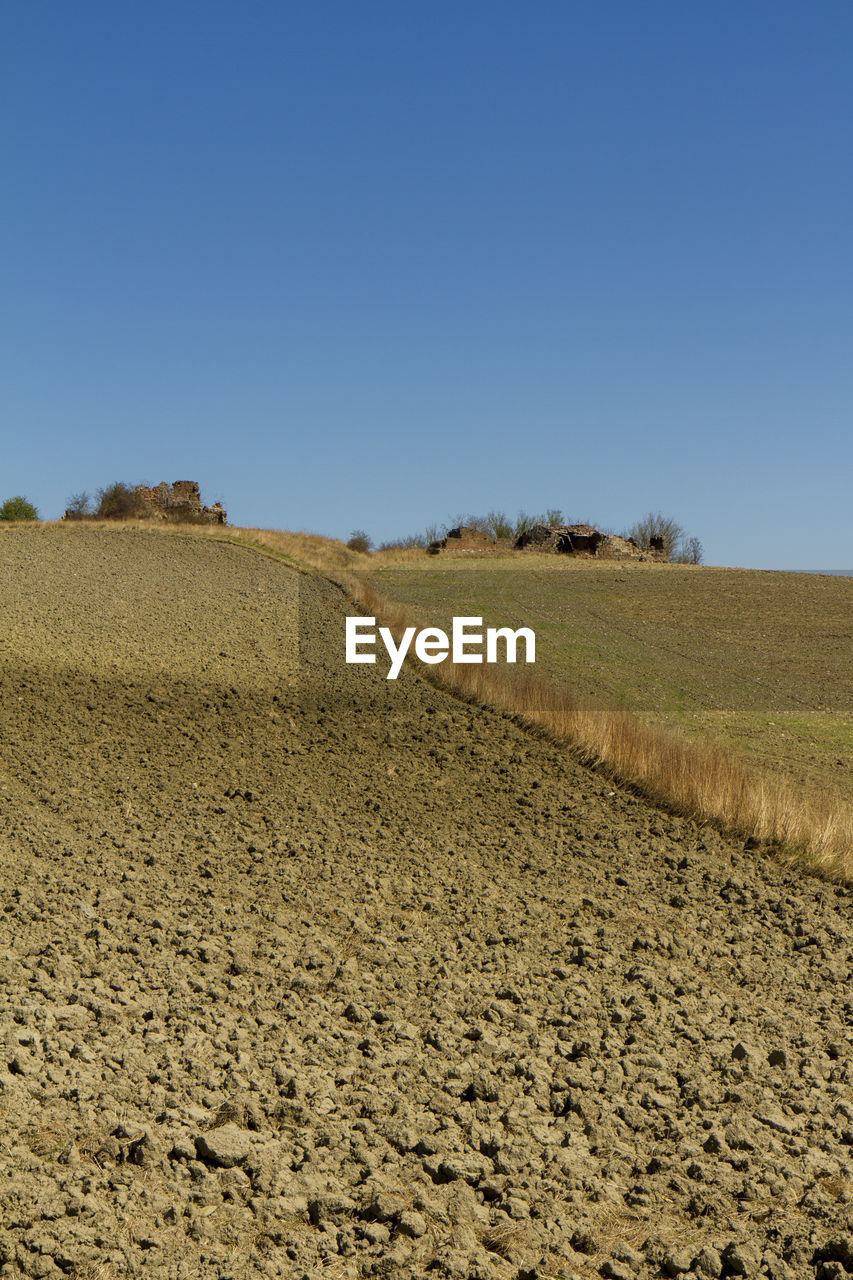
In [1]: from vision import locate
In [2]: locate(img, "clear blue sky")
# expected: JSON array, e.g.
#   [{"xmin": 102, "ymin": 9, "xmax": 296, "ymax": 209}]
[{"xmin": 3, "ymin": 2, "xmax": 851, "ymax": 568}]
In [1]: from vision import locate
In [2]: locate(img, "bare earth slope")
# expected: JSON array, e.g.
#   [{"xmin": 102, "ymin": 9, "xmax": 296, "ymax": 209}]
[{"xmin": 0, "ymin": 527, "xmax": 852, "ymax": 1280}]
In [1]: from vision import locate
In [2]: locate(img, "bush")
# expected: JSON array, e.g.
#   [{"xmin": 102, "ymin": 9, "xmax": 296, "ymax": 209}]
[
  {"xmin": 675, "ymin": 536, "xmax": 704, "ymax": 565},
  {"xmin": 0, "ymin": 495, "xmax": 39, "ymax": 521},
  {"xmin": 346, "ymin": 530, "xmax": 373, "ymax": 554},
  {"xmin": 461, "ymin": 514, "xmax": 491, "ymax": 537},
  {"xmin": 65, "ymin": 492, "xmax": 92, "ymax": 519},
  {"xmin": 514, "ymin": 510, "xmax": 537, "ymax": 538},
  {"xmin": 514, "ymin": 509, "xmax": 565, "ymax": 538},
  {"xmin": 484, "ymin": 511, "xmax": 514, "ymax": 541},
  {"xmin": 95, "ymin": 482, "xmax": 147, "ymax": 520},
  {"xmin": 627, "ymin": 511, "xmax": 684, "ymax": 559},
  {"xmin": 379, "ymin": 534, "xmax": 429, "ymax": 551}
]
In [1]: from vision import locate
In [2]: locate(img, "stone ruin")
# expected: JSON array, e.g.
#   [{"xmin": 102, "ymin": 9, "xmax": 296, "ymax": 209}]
[
  {"xmin": 133, "ymin": 481, "xmax": 227, "ymax": 525},
  {"xmin": 515, "ymin": 524, "xmax": 646, "ymax": 559},
  {"xmin": 599, "ymin": 533, "xmax": 648, "ymax": 559},
  {"xmin": 424, "ymin": 522, "xmax": 651, "ymax": 559},
  {"xmin": 63, "ymin": 480, "xmax": 227, "ymax": 525},
  {"xmin": 515, "ymin": 523, "xmax": 604, "ymax": 554},
  {"xmin": 427, "ymin": 525, "xmax": 496, "ymax": 555}
]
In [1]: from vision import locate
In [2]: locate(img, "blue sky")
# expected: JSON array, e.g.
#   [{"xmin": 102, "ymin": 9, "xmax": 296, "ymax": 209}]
[{"xmin": 2, "ymin": 2, "xmax": 851, "ymax": 568}]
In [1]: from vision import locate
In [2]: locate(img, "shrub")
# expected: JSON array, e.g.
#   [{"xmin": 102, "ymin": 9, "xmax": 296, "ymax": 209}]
[
  {"xmin": 346, "ymin": 530, "xmax": 373, "ymax": 554},
  {"xmin": 514, "ymin": 510, "xmax": 537, "ymax": 538},
  {"xmin": 0, "ymin": 495, "xmax": 39, "ymax": 521},
  {"xmin": 675, "ymin": 536, "xmax": 704, "ymax": 565},
  {"xmin": 379, "ymin": 534, "xmax": 429, "ymax": 551},
  {"xmin": 95, "ymin": 482, "xmax": 147, "ymax": 520},
  {"xmin": 484, "ymin": 511, "xmax": 514, "ymax": 541},
  {"xmin": 514, "ymin": 509, "xmax": 566, "ymax": 538},
  {"xmin": 65, "ymin": 492, "xmax": 93, "ymax": 519},
  {"xmin": 627, "ymin": 511, "xmax": 684, "ymax": 559},
  {"xmin": 466, "ymin": 515, "xmax": 493, "ymax": 537}
]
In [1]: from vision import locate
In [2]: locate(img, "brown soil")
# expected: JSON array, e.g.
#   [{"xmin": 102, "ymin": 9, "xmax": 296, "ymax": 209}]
[{"xmin": 1, "ymin": 527, "xmax": 852, "ymax": 1279}]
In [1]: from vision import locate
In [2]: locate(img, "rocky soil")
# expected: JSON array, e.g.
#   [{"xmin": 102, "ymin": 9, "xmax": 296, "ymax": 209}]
[{"xmin": 0, "ymin": 526, "xmax": 851, "ymax": 1280}]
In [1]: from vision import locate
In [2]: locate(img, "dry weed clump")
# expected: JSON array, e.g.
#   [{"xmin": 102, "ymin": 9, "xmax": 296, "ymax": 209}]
[
  {"xmin": 22, "ymin": 1123, "xmax": 66, "ymax": 1159},
  {"xmin": 70, "ymin": 1265, "xmax": 111, "ymax": 1280},
  {"xmin": 478, "ymin": 1221, "xmax": 531, "ymax": 1260},
  {"xmin": 206, "ymin": 1100, "xmax": 246, "ymax": 1130},
  {"xmin": 344, "ymin": 578, "xmax": 853, "ymax": 883}
]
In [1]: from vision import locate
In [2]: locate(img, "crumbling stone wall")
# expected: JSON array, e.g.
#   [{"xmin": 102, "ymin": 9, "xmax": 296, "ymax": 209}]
[
  {"xmin": 597, "ymin": 533, "xmax": 642, "ymax": 559},
  {"xmin": 515, "ymin": 525, "xmax": 646, "ymax": 557},
  {"xmin": 515, "ymin": 524, "xmax": 604, "ymax": 554},
  {"xmin": 428, "ymin": 525, "xmax": 496, "ymax": 554},
  {"xmin": 134, "ymin": 481, "xmax": 226, "ymax": 525},
  {"xmin": 513, "ymin": 524, "xmax": 555, "ymax": 551}
]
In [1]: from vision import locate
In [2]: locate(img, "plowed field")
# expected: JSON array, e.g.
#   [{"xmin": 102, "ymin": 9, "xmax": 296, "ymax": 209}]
[{"xmin": 1, "ymin": 527, "xmax": 852, "ymax": 1279}]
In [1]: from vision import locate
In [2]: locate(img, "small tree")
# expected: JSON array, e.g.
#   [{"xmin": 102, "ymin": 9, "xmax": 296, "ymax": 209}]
[
  {"xmin": 484, "ymin": 510, "xmax": 514, "ymax": 541},
  {"xmin": 514, "ymin": 509, "xmax": 537, "ymax": 538},
  {"xmin": 628, "ymin": 511, "xmax": 684, "ymax": 559},
  {"xmin": 675, "ymin": 536, "xmax": 704, "ymax": 565},
  {"xmin": 65, "ymin": 491, "xmax": 92, "ymax": 518},
  {"xmin": 462, "ymin": 514, "xmax": 492, "ymax": 537},
  {"xmin": 346, "ymin": 530, "xmax": 373, "ymax": 553},
  {"xmin": 0, "ymin": 495, "xmax": 39, "ymax": 521},
  {"xmin": 379, "ymin": 533, "xmax": 427, "ymax": 550},
  {"xmin": 544, "ymin": 508, "xmax": 563, "ymax": 527},
  {"xmin": 95, "ymin": 482, "xmax": 146, "ymax": 520}
]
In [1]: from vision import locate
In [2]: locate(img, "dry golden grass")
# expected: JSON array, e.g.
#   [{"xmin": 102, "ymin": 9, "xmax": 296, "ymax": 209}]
[
  {"xmin": 205, "ymin": 1100, "xmax": 246, "ymax": 1130},
  {"xmin": 21, "ymin": 1122, "xmax": 66, "ymax": 1159},
  {"xmin": 222, "ymin": 526, "xmax": 370, "ymax": 574},
  {"xmin": 479, "ymin": 1221, "xmax": 532, "ymax": 1260},
  {"xmin": 344, "ymin": 577, "xmax": 853, "ymax": 883}
]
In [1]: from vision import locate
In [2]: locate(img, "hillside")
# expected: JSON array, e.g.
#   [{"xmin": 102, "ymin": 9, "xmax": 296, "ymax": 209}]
[
  {"xmin": 364, "ymin": 558, "xmax": 853, "ymax": 810},
  {"xmin": 1, "ymin": 526, "xmax": 852, "ymax": 1279}
]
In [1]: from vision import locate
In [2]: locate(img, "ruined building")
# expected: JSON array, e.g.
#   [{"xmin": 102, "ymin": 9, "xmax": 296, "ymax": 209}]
[{"xmin": 133, "ymin": 481, "xmax": 226, "ymax": 524}]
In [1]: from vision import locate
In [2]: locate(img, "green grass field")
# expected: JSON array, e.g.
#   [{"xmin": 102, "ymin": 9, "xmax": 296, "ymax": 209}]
[{"xmin": 363, "ymin": 557, "xmax": 853, "ymax": 807}]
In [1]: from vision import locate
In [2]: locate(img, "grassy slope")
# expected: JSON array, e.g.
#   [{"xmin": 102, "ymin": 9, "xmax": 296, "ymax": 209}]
[{"xmin": 362, "ymin": 556, "xmax": 853, "ymax": 809}]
